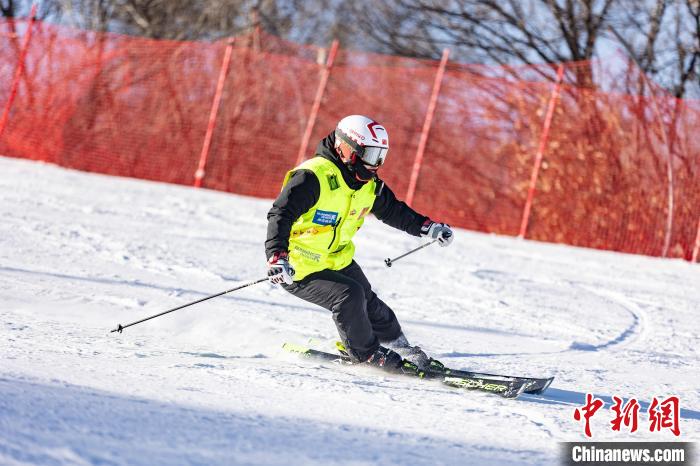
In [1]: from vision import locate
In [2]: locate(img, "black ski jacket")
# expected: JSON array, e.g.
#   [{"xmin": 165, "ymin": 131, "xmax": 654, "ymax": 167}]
[{"xmin": 265, "ymin": 132, "xmax": 429, "ymax": 258}]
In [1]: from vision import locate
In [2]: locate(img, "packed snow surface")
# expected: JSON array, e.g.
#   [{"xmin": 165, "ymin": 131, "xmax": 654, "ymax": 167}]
[{"xmin": 1, "ymin": 157, "xmax": 698, "ymax": 465}]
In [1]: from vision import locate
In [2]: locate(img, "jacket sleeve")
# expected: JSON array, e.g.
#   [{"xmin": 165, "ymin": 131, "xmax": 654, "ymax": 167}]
[
  {"xmin": 265, "ymin": 170, "xmax": 320, "ymax": 259},
  {"xmin": 371, "ymin": 183, "xmax": 429, "ymax": 237}
]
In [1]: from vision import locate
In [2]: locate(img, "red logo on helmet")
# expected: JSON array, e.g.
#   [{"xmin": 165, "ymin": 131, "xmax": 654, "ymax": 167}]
[{"xmin": 366, "ymin": 121, "xmax": 384, "ymax": 143}]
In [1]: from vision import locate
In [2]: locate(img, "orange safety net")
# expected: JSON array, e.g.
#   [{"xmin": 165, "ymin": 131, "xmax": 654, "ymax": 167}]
[{"xmin": 1, "ymin": 18, "xmax": 699, "ymax": 260}]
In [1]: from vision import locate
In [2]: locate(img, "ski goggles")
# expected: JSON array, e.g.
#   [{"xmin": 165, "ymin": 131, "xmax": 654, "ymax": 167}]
[
  {"xmin": 358, "ymin": 145, "xmax": 388, "ymax": 167},
  {"xmin": 338, "ymin": 132, "xmax": 389, "ymax": 167}
]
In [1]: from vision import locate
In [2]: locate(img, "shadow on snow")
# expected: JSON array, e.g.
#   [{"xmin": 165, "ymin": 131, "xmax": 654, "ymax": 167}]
[{"xmin": 0, "ymin": 376, "xmax": 545, "ymax": 466}]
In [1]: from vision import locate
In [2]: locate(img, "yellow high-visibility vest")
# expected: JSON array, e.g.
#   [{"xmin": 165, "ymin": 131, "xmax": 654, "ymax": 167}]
[{"xmin": 283, "ymin": 157, "xmax": 377, "ymax": 281}]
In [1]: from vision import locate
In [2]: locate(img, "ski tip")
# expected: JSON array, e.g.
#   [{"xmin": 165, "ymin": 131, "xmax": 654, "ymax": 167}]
[{"xmin": 526, "ymin": 377, "xmax": 555, "ymax": 395}]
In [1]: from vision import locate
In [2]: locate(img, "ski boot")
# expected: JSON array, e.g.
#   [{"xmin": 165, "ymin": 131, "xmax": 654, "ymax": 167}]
[
  {"xmin": 385, "ymin": 333, "xmax": 444, "ymax": 372},
  {"xmin": 365, "ymin": 345, "xmax": 404, "ymax": 373},
  {"xmin": 336, "ymin": 342, "xmax": 425, "ymax": 377}
]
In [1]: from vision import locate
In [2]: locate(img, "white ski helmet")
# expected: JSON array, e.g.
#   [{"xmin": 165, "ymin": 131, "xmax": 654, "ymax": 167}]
[{"xmin": 335, "ymin": 115, "xmax": 389, "ymax": 167}]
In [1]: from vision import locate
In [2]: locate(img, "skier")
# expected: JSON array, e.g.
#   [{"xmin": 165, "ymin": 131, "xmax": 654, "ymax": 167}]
[{"xmin": 265, "ymin": 115, "xmax": 453, "ymax": 372}]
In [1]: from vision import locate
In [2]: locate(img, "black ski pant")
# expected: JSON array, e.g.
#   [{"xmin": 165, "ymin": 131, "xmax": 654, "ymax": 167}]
[{"xmin": 282, "ymin": 260, "xmax": 402, "ymax": 361}]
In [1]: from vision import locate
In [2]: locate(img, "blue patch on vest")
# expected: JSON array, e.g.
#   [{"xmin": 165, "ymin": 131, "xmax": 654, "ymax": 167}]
[{"xmin": 313, "ymin": 209, "xmax": 339, "ymax": 226}]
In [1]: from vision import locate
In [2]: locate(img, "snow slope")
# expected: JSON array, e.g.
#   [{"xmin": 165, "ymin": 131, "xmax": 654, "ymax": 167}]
[{"xmin": 1, "ymin": 156, "xmax": 698, "ymax": 465}]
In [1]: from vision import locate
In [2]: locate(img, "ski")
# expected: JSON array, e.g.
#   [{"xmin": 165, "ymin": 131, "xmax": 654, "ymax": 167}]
[
  {"xmin": 329, "ymin": 341, "xmax": 553, "ymax": 395},
  {"xmin": 331, "ymin": 341, "xmax": 553, "ymax": 395},
  {"xmin": 283, "ymin": 343, "xmax": 528, "ymax": 399},
  {"xmin": 427, "ymin": 362, "xmax": 554, "ymax": 395}
]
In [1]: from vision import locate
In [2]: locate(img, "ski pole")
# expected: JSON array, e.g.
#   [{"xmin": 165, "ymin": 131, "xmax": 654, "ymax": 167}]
[
  {"xmin": 110, "ymin": 277, "xmax": 268, "ymax": 333},
  {"xmin": 384, "ymin": 240, "xmax": 437, "ymax": 267}
]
